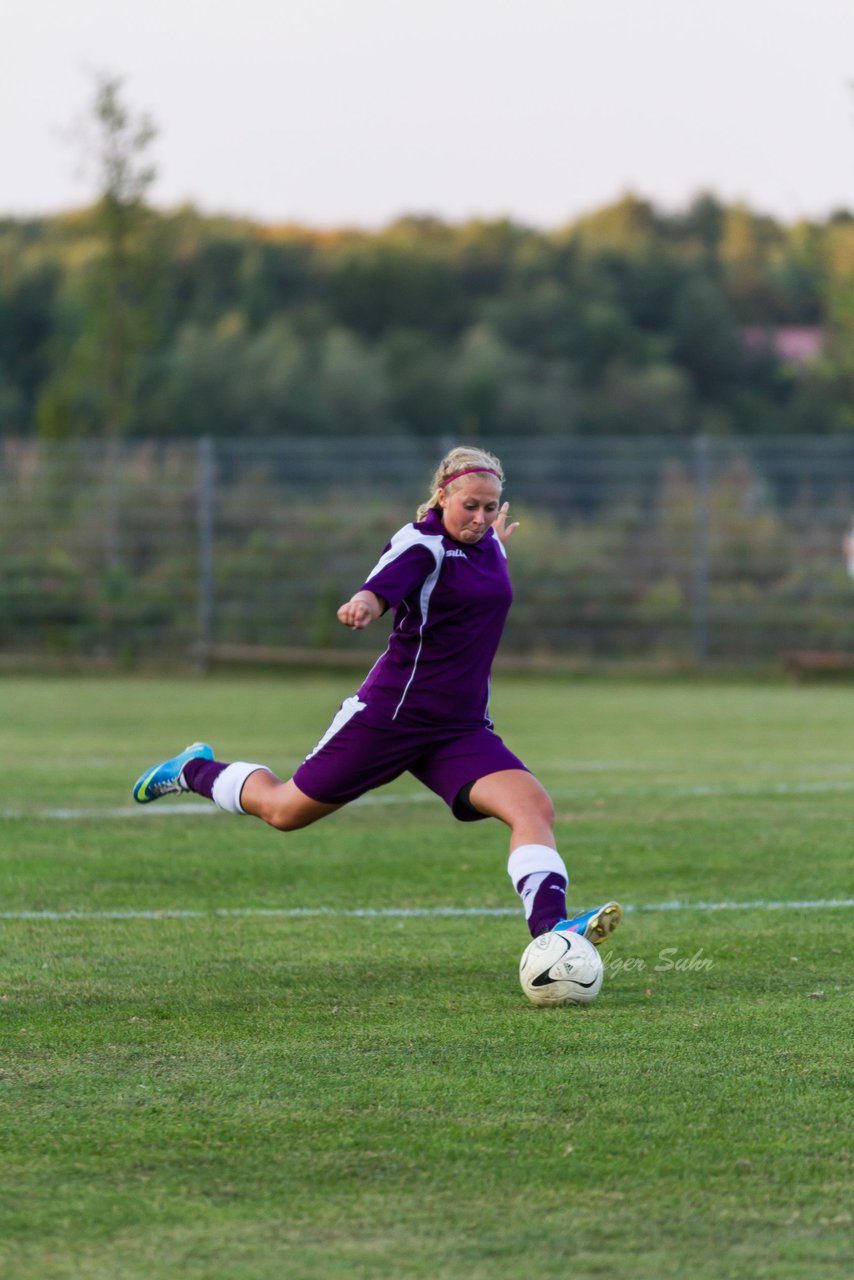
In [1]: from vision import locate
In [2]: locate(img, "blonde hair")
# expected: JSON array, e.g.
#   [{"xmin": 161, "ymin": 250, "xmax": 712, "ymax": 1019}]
[{"xmin": 416, "ymin": 445, "xmax": 505, "ymax": 520}]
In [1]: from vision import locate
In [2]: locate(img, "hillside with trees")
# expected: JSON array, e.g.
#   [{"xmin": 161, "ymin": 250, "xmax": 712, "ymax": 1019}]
[{"xmin": 1, "ymin": 191, "xmax": 853, "ymax": 442}]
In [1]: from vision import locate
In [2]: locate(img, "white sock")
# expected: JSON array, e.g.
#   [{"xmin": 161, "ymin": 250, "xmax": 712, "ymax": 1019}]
[
  {"xmin": 211, "ymin": 762, "xmax": 268, "ymax": 815},
  {"xmin": 508, "ymin": 844, "xmax": 568, "ymax": 926},
  {"xmin": 507, "ymin": 844, "xmax": 568, "ymax": 890}
]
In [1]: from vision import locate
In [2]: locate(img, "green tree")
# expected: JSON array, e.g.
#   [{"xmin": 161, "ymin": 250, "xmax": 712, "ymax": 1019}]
[
  {"xmin": 0, "ymin": 260, "xmax": 60, "ymax": 432},
  {"xmin": 382, "ymin": 329, "xmax": 454, "ymax": 436},
  {"xmin": 670, "ymin": 275, "xmax": 742, "ymax": 400},
  {"xmin": 38, "ymin": 73, "xmax": 158, "ymax": 441},
  {"xmin": 88, "ymin": 73, "xmax": 158, "ymax": 440}
]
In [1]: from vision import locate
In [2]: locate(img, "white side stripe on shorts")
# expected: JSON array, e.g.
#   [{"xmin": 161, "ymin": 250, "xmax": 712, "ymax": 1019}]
[{"xmin": 303, "ymin": 696, "xmax": 367, "ymax": 761}]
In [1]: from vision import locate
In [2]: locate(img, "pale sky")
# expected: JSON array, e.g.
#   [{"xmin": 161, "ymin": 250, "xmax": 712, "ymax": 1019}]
[{"xmin": 3, "ymin": 0, "xmax": 854, "ymax": 229}]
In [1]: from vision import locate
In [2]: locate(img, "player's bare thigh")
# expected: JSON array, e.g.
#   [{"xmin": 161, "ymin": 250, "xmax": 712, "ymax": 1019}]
[
  {"xmin": 468, "ymin": 769, "xmax": 555, "ymax": 847},
  {"xmin": 240, "ymin": 771, "xmax": 343, "ymax": 831}
]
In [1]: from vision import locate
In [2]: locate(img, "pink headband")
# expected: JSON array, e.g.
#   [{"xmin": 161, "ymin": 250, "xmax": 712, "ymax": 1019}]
[{"xmin": 439, "ymin": 467, "xmax": 501, "ymax": 488}]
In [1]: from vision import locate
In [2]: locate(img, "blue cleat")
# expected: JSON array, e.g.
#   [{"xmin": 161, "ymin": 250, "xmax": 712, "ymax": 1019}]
[
  {"xmin": 133, "ymin": 742, "xmax": 214, "ymax": 804},
  {"xmin": 554, "ymin": 901, "xmax": 622, "ymax": 947}
]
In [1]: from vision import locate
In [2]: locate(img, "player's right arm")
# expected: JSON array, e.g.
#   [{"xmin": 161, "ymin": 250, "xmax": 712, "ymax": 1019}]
[{"xmin": 338, "ymin": 528, "xmax": 438, "ymax": 631}]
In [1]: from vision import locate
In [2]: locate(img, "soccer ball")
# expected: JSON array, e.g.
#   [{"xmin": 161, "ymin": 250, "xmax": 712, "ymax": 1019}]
[{"xmin": 519, "ymin": 928, "xmax": 604, "ymax": 1007}]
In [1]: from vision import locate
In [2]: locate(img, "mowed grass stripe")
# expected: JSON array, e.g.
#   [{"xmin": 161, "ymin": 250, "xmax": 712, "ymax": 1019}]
[{"xmin": 5, "ymin": 773, "xmax": 854, "ymax": 820}]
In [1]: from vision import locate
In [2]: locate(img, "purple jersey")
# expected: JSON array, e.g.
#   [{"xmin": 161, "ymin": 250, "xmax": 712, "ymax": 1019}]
[{"xmin": 355, "ymin": 507, "xmax": 512, "ymax": 726}]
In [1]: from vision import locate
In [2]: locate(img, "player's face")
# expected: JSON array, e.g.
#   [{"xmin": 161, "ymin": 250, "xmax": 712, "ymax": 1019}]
[{"xmin": 438, "ymin": 475, "xmax": 502, "ymax": 544}]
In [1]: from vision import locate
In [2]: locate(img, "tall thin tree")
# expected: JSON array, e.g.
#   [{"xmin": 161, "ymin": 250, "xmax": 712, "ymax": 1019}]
[{"xmin": 87, "ymin": 73, "xmax": 158, "ymax": 441}]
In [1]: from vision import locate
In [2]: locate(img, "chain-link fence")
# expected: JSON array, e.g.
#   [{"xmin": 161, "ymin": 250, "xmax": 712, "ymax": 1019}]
[{"xmin": 3, "ymin": 435, "xmax": 854, "ymax": 668}]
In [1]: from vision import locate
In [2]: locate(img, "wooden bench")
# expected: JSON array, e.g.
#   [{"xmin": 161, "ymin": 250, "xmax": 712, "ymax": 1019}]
[
  {"xmin": 783, "ymin": 650, "xmax": 854, "ymax": 680},
  {"xmin": 192, "ymin": 643, "xmax": 590, "ymax": 676},
  {"xmin": 192, "ymin": 643, "xmax": 369, "ymax": 671}
]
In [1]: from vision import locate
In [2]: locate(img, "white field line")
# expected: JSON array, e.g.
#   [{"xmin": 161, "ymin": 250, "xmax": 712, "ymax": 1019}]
[
  {"xmin": 0, "ymin": 803, "xmax": 219, "ymax": 819},
  {"xmin": 1, "ymin": 898, "xmax": 852, "ymax": 923},
  {"xmin": 5, "ymin": 775, "xmax": 854, "ymax": 821}
]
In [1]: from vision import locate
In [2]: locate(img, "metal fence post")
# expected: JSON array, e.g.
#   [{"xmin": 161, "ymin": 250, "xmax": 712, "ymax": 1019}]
[
  {"xmin": 197, "ymin": 436, "xmax": 216, "ymax": 666},
  {"xmin": 693, "ymin": 433, "xmax": 710, "ymax": 663}
]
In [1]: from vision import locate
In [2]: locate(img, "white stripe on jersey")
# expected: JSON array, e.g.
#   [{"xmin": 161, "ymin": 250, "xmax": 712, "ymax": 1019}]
[
  {"xmin": 364, "ymin": 523, "xmax": 444, "ymax": 581},
  {"xmin": 392, "ymin": 550, "xmax": 444, "ymax": 720},
  {"xmin": 359, "ymin": 524, "xmax": 447, "ymax": 718}
]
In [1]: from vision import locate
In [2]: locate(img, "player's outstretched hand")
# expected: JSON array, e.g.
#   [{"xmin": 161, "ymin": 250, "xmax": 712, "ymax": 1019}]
[
  {"xmin": 337, "ymin": 591, "xmax": 383, "ymax": 630},
  {"xmin": 494, "ymin": 501, "xmax": 520, "ymax": 546},
  {"xmin": 337, "ymin": 600, "xmax": 372, "ymax": 630}
]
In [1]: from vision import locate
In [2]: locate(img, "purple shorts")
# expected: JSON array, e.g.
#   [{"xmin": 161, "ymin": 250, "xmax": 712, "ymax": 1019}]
[{"xmin": 292, "ymin": 696, "xmax": 529, "ymax": 821}]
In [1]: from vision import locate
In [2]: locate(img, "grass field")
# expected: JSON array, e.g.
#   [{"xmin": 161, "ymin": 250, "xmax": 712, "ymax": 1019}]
[{"xmin": 1, "ymin": 674, "xmax": 852, "ymax": 1280}]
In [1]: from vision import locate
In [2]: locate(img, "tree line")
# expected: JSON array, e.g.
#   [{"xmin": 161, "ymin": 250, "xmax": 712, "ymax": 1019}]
[{"xmin": 2, "ymin": 163, "xmax": 854, "ymax": 441}]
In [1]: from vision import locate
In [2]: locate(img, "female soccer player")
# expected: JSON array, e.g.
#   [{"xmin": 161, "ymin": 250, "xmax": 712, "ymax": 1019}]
[{"xmin": 133, "ymin": 445, "xmax": 621, "ymax": 945}]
